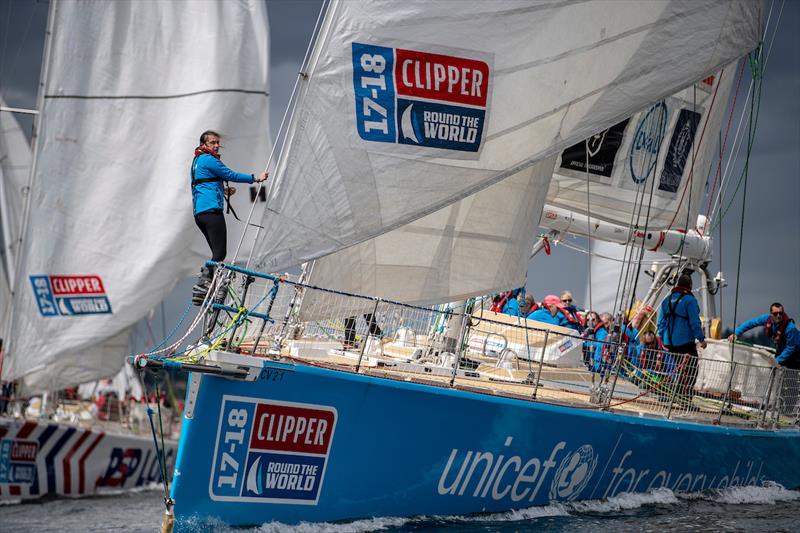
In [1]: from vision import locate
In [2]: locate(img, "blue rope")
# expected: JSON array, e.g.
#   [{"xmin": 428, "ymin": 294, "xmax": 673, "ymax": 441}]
[{"xmin": 147, "ymin": 301, "xmax": 194, "ymax": 353}]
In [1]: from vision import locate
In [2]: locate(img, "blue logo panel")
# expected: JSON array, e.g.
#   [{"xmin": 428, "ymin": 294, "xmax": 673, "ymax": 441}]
[
  {"xmin": 242, "ymin": 451, "xmax": 325, "ymax": 501},
  {"xmin": 210, "ymin": 400, "xmax": 255, "ymax": 498},
  {"xmin": 352, "ymin": 43, "xmax": 396, "ymax": 143},
  {"xmin": 396, "ymin": 99, "xmax": 485, "ymax": 152},
  {"xmin": 659, "ymin": 108, "xmax": 701, "ymax": 193},
  {"xmin": 56, "ymin": 296, "xmax": 112, "ymax": 315},
  {"xmin": 29, "ymin": 276, "xmax": 58, "ymax": 317}
]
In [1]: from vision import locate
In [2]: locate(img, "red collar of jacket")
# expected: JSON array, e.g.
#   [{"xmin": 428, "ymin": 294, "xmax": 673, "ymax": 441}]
[{"xmin": 195, "ymin": 146, "xmax": 220, "ymax": 159}]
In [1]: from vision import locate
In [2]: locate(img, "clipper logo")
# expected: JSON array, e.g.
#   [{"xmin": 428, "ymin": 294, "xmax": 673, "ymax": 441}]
[
  {"xmin": 210, "ymin": 396, "xmax": 337, "ymax": 504},
  {"xmin": 352, "ymin": 42, "xmax": 490, "ymax": 154},
  {"xmin": 549, "ymin": 444, "xmax": 597, "ymax": 501},
  {"xmin": 29, "ymin": 275, "xmax": 112, "ymax": 317},
  {"xmin": 0, "ymin": 439, "xmax": 38, "ymax": 484}
]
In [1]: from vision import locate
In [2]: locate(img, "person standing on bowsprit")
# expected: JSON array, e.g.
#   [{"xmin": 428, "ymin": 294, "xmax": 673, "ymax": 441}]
[
  {"xmin": 657, "ymin": 273, "xmax": 707, "ymax": 401},
  {"xmin": 191, "ymin": 130, "xmax": 267, "ymax": 305}
]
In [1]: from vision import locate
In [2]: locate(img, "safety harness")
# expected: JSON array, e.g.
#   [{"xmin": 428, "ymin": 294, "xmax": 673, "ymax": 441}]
[
  {"xmin": 664, "ymin": 287, "xmax": 690, "ymax": 345},
  {"xmin": 191, "ymin": 148, "xmax": 255, "ymax": 225}
]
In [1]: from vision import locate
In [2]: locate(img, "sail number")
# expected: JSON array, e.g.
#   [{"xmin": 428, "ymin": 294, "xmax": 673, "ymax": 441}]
[
  {"xmin": 352, "ymin": 43, "xmax": 396, "ymax": 143},
  {"xmin": 210, "ymin": 401, "xmax": 255, "ymax": 498}
]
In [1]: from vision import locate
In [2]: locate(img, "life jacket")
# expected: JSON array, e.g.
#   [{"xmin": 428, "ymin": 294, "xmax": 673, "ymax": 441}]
[
  {"xmin": 491, "ymin": 292, "xmax": 511, "ymax": 313},
  {"xmin": 765, "ymin": 314, "xmax": 793, "ymax": 350}
]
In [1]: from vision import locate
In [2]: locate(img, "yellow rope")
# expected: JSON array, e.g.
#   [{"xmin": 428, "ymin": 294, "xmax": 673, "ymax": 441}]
[{"xmin": 168, "ymin": 306, "xmax": 248, "ymax": 363}]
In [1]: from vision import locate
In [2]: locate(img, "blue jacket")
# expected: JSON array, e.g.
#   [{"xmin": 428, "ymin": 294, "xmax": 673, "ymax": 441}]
[
  {"xmin": 192, "ymin": 153, "xmax": 254, "ymax": 215},
  {"xmin": 735, "ymin": 314, "xmax": 800, "ymax": 368},
  {"xmin": 502, "ymin": 298, "xmax": 522, "ymax": 317},
  {"xmin": 527, "ymin": 307, "xmax": 558, "ymax": 326},
  {"xmin": 657, "ymin": 291, "xmax": 705, "ymax": 347},
  {"xmin": 591, "ymin": 326, "xmax": 610, "ymax": 373}
]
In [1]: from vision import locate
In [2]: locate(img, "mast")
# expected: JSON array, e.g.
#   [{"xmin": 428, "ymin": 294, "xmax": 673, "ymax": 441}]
[{"xmin": 0, "ymin": 0, "xmax": 56, "ymax": 381}]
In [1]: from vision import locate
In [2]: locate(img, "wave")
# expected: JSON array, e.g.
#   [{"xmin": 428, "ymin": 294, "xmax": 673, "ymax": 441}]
[
  {"xmin": 203, "ymin": 483, "xmax": 800, "ymax": 532},
  {"xmin": 679, "ymin": 481, "xmax": 800, "ymax": 505}
]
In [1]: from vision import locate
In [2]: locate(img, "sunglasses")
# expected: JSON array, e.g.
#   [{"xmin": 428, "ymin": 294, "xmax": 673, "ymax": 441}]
[
  {"xmin": 772, "ymin": 311, "xmax": 784, "ymax": 317},
  {"xmin": 562, "ymin": 299, "xmax": 572, "ymax": 303}
]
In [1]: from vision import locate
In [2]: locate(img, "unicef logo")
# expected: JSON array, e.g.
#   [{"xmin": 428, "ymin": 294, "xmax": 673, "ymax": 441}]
[
  {"xmin": 549, "ymin": 445, "xmax": 598, "ymax": 501},
  {"xmin": 629, "ymin": 101, "xmax": 667, "ymax": 184}
]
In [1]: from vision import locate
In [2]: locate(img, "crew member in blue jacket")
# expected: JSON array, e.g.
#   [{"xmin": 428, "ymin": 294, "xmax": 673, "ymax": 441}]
[
  {"xmin": 191, "ymin": 130, "xmax": 267, "ymax": 305},
  {"xmin": 657, "ymin": 273, "xmax": 706, "ymax": 399},
  {"xmin": 728, "ymin": 303, "xmax": 800, "ymax": 369},
  {"xmin": 590, "ymin": 313, "xmax": 613, "ymax": 374}
]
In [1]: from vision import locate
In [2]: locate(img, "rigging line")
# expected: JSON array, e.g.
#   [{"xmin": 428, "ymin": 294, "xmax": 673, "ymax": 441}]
[
  {"xmin": 558, "ymin": 239, "xmax": 673, "ymax": 265},
  {"xmin": 611, "ymin": 105, "xmax": 662, "ymax": 318},
  {"xmin": 709, "ymin": 0, "xmax": 779, "ymax": 223},
  {"xmin": 624, "ymin": 106, "xmax": 669, "ymax": 318},
  {"xmin": 239, "ymin": 0, "xmax": 330, "ymax": 269},
  {"xmin": 674, "ymin": 81, "xmax": 701, "ymax": 276},
  {"xmin": 610, "ymin": 143, "xmax": 651, "ymax": 318},
  {"xmin": 585, "ymin": 138, "xmax": 592, "ymax": 313},
  {"xmin": 667, "ymin": 70, "xmax": 723, "ymax": 234},
  {"xmin": 709, "ymin": 57, "xmax": 766, "ymax": 234},
  {"xmin": 703, "ymin": 58, "xmax": 746, "ymax": 222},
  {"xmin": 710, "ymin": 0, "xmax": 783, "ymax": 232},
  {"xmin": 731, "ymin": 50, "xmax": 760, "ymax": 354}
]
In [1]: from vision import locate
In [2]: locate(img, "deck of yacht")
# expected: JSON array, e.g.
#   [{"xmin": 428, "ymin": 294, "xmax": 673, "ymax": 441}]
[{"xmin": 233, "ymin": 335, "xmax": 789, "ymax": 430}]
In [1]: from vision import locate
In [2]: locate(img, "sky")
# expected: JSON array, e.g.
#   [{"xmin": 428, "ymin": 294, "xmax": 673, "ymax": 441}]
[{"xmin": 0, "ymin": 0, "xmax": 798, "ymax": 351}]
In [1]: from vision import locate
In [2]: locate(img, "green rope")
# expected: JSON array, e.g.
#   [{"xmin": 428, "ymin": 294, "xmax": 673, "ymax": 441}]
[{"xmin": 709, "ymin": 46, "xmax": 765, "ymax": 234}]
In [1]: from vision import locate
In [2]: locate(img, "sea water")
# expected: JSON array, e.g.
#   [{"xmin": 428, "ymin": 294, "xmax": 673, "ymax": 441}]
[{"xmin": 0, "ymin": 484, "xmax": 798, "ymax": 532}]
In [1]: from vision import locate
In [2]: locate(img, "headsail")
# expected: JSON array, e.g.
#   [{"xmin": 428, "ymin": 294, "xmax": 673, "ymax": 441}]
[
  {"xmin": 302, "ymin": 157, "xmax": 556, "ymax": 318},
  {"xmin": 546, "ymin": 68, "xmax": 736, "ymax": 231},
  {"xmin": 0, "ymin": 97, "xmax": 31, "ymax": 290},
  {"xmin": 4, "ymin": 0, "xmax": 271, "ymax": 387},
  {"xmin": 252, "ymin": 0, "xmax": 760, "ymax": 274}
]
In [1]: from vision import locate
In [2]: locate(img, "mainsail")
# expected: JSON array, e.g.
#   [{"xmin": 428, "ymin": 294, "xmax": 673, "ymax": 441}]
[
  {"xmin": 546, "ymin": 68, "xmax": 736, "ymax": 231},
  {"xmin": 270, "ymin": 1, "xmax": 759, "ymax": 310},
  {"xmin": 252, "ymin": 0, "xmax": 760, "ymax": 276},
  {"xmin": 4, "ymin": 0, "xmax": 271, "ymax": 388}
]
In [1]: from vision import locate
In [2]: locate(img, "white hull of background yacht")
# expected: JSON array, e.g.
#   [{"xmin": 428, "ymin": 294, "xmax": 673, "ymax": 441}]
[{"xmin": 0, "ymin": 417, "xmax": 176, "ymax": 500}]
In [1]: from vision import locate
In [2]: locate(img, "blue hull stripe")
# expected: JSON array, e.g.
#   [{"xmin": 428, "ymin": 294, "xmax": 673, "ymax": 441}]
[
  {"xmin": 45, "ymin": 427, "xmax": 75, "ymax": 494},
  {"xmin": 29, "ymin": 424, "xmax": 58, "ymax": 496}
]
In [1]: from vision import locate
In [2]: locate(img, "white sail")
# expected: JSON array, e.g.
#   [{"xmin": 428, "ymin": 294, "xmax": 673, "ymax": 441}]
[
  {"xmin": 4, "ymin": 0, "xmax": 271, "ymax": 386},
  {"xmin": 252, "ymin": 0, "xmax": 760, "ymax": 273},
  {"xmin": 586, "ymin": 240, "xmax": 661, "ymax": 315},
  {"xmin": 546, "ymin": 68, "xmax": 736, "ymax": 231},
  {"xmin": 0, "ymin": 97, "xmax": 31, "ymax": 289},
  {"xmin": 302, "ymin": 157, "xmax": 556, "ymax": 318},
  {"xmin": 21, "ymin": 327, "xmax": 133, "ymax": 394}
]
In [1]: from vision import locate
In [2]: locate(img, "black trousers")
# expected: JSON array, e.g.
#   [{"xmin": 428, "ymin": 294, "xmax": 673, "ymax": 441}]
[
  {"xmin": 667, "ymin": 342, "xmax": 699, "ymax": 398},
  {"xmin": 343, "ymin": 314, "xmax": 382, "ymax": 345},
  {"xmin": 195, "ymin": 210, "xmax": 227, "ymax": 262}
]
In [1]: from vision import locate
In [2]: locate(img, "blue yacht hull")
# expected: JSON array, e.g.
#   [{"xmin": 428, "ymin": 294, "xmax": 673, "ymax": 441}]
[{"xmin": 170, "ymin": 359, "xmax": 800, "ymax": 529}]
